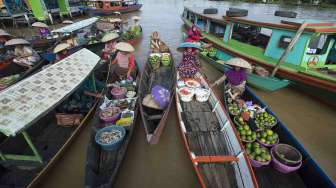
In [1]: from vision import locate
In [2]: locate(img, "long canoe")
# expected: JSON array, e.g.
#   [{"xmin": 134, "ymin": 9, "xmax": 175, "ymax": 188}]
[
  {"xmin": 222, "ymin": 85, "xmax": 335, "ymax": 187},
  {"xmin": 0, "ymin": 48, "xmax": 103, "ymax": 187},
  {"xmin": 175, "ymin": 74, "xmax": 258, "ymax": 188},
  {"xmin": 139, "ymin": 43, "xmax": 176, "ymax": 145},
  {"xmin": 85, "ymin": 63, "xmax": 140, "ymax": 187}
]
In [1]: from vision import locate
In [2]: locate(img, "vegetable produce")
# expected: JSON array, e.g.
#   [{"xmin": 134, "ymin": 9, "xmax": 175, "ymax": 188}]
[
  {"xmin": 99, "ymin": 130, "xmax": 123, "ymax": 144},
  {"xmin": 208, "ymin": 47, "xmax": 217, "ymax": 57},
  {"xmin": 257, "ymin": 129, "xmax": 279, "ymax": 145},
  {"xmin": 161, "ymin": 53, "xmax": 171, "ymax": 66},
  {"xmin": 200, "ymin": 48, "xmax": 208, "ymax": 56},
  {"xmin": 228, "ymin": 103, "xmax": 240, "ymax": 115},
  {"xmin": 235, "ymin": 119, "xmax": 257, "ymax": 142},
  {"xmin": 246, "ymin": 142, "xmax": 272, "ymax": 162},
  {"xmin": 255, "ymin": 112, "xmax": 277, "ymax": 128},
  {"xmin": 116, "ymin": 117, "xmax": 133, "ymax": 126}
]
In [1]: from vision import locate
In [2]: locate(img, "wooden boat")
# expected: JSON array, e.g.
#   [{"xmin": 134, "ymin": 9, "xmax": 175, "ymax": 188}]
[
  {"xmin": 0, "ymin": 0, "xmax": 30, "ymax": 26},
  {"xmin": 175, "ymin": 74, "xmax": 258, "ymax": 188},
  {"xmin": 85, "ymin": 62, "xmax": 140, "ymax": 187},
  {"xmin": 199, "ymin": 52, "xmax": 290, "ymax": 92},
  {"xmin": 0, "ymin": 48, "xmax": 104, "ymax": 187},
  {"xmin": 82, "ymin": 0, "xmax": 142, "ymax": 16},
  {"xmin": 138, "ymin": 42, "xmax": 176, "ymax": 145},
  {"xmin": 222, "ymin": 85, "xmax": 335, "ymax": 187},
  {"xmin": 0, "ymin": 57, "xmax": 47, "ymax": 91},
  {"xmin": 181, "ymin": 7, "xmax": 336, "ymax": 94}
]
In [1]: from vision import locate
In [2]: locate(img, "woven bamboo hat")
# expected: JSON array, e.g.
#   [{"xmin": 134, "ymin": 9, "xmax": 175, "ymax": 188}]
[
  {"xmin": 101, "ymin": 32, "xmax": 119, "ymax": 42},
  {"xmin": 0, "ymin": 31, "xmax": 11, "ymax": 37},
  {"xmin": 142, "ymin": 94, "xmax": 162, "ymax": 110},
  {"xmin": 115, "ymin": 42, "xmax": 134, "ymax": 52},
  {"xmin": 132, "ymin": 16, "xmax": 140, "ymax": 20},
  {"xmin": 32, "ymin": 22, "xmax": 49, "ymax": 28},
  {"xmin": 110, "ymin": 18, "xmax": 122, "ymax": 23},
  {"xmin": 53, "ymin": 43, "xmax": 71, "ymax": 53},
  {"xmin": 62, "ymin": 20, "xmax": 74, "ymax": 24},
  {"xmin": 224, "ymin": 58, "xmax": 252, "ymax": 69},
  {"xmin": 5, "ymin": 38, "xmax": 29, "ymax": 46}
]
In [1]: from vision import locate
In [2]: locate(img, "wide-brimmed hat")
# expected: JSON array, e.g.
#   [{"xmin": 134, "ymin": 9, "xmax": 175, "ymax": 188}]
[
  {"xmin": 101, "ymin": 32, "xmax": 119, "ymax": 42},
  {"xmin": 177, "ymin": 42, "xmax": 202, "ymax": 52},
  {"xmin": 151, "ymin": 31, "xmax": 159, "ymax": 40},
  {"xmin": 53, "ymin": 43, "xmax": 71, "ymax": 53},
  {"xmin": 110, "ymin": 18, "xmax": 122, "ymax": 23},
  {"xmin": 132, "ymin": 16, "xmax": 140, "ymax": 20},
  {"xmin": 224, "ymin": 58, "xmax": 252, "ymax": 69},
  {"xmin": 114, "ymin": 11, "xmax": 121, "ymax": 15},
  {"xmin": 142, "ymin": 94, "xmax": 162, "ymax": 110},
  {"xmin": 115, "ymin": 42, "xmax": 134, "ymax": 52},
  {"xmin": 62, "ymin": 20, "xmax": 74, "ymax": 24},
  {"xmin": 0, "ymin": 31, "xmax": 11, "ymax": 37},
  {"xmin": 32, "ymin": 22, "xmax": 49, "ymax": 28},
  {"xmin": 5, "ymin": 38, "xmax": 29, "ymax": 46}
]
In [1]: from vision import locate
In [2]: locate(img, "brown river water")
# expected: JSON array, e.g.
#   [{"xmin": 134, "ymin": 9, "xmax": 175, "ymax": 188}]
[{"xmin": 5, "ymin": 0, "xmax": 335, "ymax": 187}]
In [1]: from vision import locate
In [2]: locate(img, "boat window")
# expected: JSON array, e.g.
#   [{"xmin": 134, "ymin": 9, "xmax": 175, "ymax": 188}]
[
  {"xmin": 183, "ymin": 9, "xmax": 188, "ymax": 18},
  {"xmin": 110, "ymin": 2, "xmax": 121, "ymax": 7},
  {"xmin": 190, "ymin": 13, "xmax": 195, "ymax": 23},
  {"xmin": 278, "ymin": 35, "xmax": 292, "ymax": 49},
  {"xmin": 209, "ymin": 22, "xmax": 226, "ymax": 37},
  {"xmin": 307, "ymin": 34, "xmax": 330, "ymax": 55},
  {"xmin": 232, "ymin": 24, "xmax": 271, "ymax": 49},
  {"xmin": 97, "ymin": 1, "xmax": 104, "ymax": 8},
  {"xmin": 196, "ymin": 18, "xmax": 206, "ymax": 31}
]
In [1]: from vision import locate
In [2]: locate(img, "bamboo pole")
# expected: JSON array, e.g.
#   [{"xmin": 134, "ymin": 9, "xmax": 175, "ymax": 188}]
[{"xmin": 271, "ymin": 22, "xmax": 308, "ymax": 77}]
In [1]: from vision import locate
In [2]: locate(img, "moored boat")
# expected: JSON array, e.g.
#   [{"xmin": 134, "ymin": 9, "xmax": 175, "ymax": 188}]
[
  {"xmin": 222, "ymin": 85, "xmax": 335, "ymax": 187},
  {"xmin": 0, "ymin": 48, "xmax": 104, "ymax": 187},
  {"xmin": 138, "ymin": 39, "xmax": 176, "ymax": 145},
  {"xmin": 175, "ymin": 74, "xmax": 258, "ymax": 188},
  {"xmin": 85, "ymin": 59, "xmax": 140, "ymax": 187},
  {"xmin": 82, "ymin": 0, "xmax": 142, "ymax": 16},
  {"xmin": 181, "ymin": 7, "xmax": 336, "ymax": 94}
]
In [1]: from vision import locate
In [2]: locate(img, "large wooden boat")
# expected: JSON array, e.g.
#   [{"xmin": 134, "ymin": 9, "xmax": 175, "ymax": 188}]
[
  {"xmin": 0, "ymin": 48, "xmax": 104, "ymax": 187},
  {"xmin": 85, "ymin": 62, "xmax": 140, "ymax": 187},
  {"xmin": 175, "ymin": 74, "xmax": 258, "ymax": 188},
  {"xmin": 138, "ymin": 41, "xmax": 176, "ymax": 145},
  {"xmin": 82, "ymin": 0, "xmax": 142, "ymax": 16},
  {"xmin": 181, "ymin": 7, "xmax": 336, "ymax": 94},
  {"xmin": 222, "ymin": 85, "xmax": 335, "ymax": 188}
]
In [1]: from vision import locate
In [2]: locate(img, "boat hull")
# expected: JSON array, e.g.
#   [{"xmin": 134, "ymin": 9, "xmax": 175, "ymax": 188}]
[{"xmin": 139, "ymin": 47, "xmax": 176, "ymax": 145}]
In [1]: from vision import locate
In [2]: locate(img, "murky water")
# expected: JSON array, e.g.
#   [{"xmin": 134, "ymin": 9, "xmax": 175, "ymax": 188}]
[{"xmin": 32, "ymin": 0, "xmax": 336, "ymax": 187}]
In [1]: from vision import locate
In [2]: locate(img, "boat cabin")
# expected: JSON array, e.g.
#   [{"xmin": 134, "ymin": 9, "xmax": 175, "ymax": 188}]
[
  {"xmin": 84, "ymin": 0, "xmax": 138, "ymax": 10},
  {"xmin": 182, "ymin": 7, "xmax": 336, "ymax": 71}
]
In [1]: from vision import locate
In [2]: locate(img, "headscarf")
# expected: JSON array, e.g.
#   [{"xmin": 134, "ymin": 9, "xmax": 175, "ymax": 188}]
[{"xmin": 225, "ymin": 68, "xmax": 247, "ymax": 86}]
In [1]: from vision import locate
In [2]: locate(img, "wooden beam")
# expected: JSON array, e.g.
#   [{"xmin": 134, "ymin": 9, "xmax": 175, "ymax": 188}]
[{"xmin": 192, "ymin": 155, "xmax": 238, "ymax": 163}]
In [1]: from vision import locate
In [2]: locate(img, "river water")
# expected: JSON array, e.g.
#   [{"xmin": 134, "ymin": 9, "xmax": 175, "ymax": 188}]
[{"xmin": 35, "ymin": 0, "xmax": 336, "ymax": 187}]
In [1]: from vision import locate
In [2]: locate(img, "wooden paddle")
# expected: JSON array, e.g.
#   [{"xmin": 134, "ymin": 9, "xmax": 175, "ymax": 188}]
[{"xmin": 271, "ymin": 22, "xmax": 308, "ymax": 77}]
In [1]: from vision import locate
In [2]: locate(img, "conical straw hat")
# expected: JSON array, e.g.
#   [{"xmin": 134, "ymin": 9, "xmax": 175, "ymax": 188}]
[
  {"xmin": 224, "ymin": 58, "xmax": 252, "ymax": 69},
  {"xmin": 32, "ymin": 22, "xmax": 49, "ymax": 28},
  {"xmin": 62, "ymin": 20, "xmax": 74, "ymax": 24},
  {"xmin": 132, "ymin": 16, "xmax": 140, "ymax": 20},
  {"xmin": 110, "ymin": 18, "xmax": 122, "ymax": 23},
  {"xmin": 0, "ymin": 31, "xmax": 11, "ymax": 37},
  {"xmin": 101, "ymin": 32, "xmax": 119, "ymax": 42},
  {"xmin": 53, "ymin": 43, "xmax": 71, "ymax": 53},
  {"xmin": 5, "ymin": 38, "xmax": 29, "ymax": 46},
  {"xmin": 115, "ymin": 42, "xmax": 134, "ymax": 52},
  {"xmin": 177, "ymin": 42, "xmax": 202, "ymax": 52}
]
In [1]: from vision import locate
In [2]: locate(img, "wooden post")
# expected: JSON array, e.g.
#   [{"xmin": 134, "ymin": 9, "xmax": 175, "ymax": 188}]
[{"xmin": 271, "ymin": 22, "xmax": 308, "ymax": 77}]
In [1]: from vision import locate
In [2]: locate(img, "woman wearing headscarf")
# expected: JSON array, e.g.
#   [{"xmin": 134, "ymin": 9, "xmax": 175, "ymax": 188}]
[{"xmin": 177, "ymin": 42, "xmax": 202, "ymax": 78}]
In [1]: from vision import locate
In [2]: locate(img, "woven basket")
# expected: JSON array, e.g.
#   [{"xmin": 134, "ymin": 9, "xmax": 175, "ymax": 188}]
[{"xmin": 56, "ymin": 113, "xmax": 83, "ymax": 127}]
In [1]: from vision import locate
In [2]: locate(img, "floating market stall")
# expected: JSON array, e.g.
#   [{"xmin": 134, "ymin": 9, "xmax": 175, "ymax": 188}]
[
  {"xmin": 0, "ymin": 0, "xmax": 31, "ymax": 27},
  {"xmin": 0, "ymin": 48, "xmax": 102, "ymax": 187}
]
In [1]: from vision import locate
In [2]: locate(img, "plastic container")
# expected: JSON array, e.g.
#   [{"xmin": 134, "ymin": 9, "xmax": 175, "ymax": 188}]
[
  {"xmin": 271, "ymin": 145, "xmax": 302, "ymax": 173},
  {"xmin": 250, "ymin": 157, "xmax": 271, "ymax": 168},
  {"xmin": 195, "ymin": 88, "xmax": 210, "ymax": 102},
  {"xmin": 111, "ymin": 87, "xmax": 127, "ymax": 99},
  {"xmin": 178, "ymin": 87, "xmax": 194, "ymax": 102},
  {"xmin": 95, "ymin": 125, "xmax": 126, "ymax": 151},
  {"xmin": 99, "ymin": 107, "xmax": 121, "ymax": 123}
]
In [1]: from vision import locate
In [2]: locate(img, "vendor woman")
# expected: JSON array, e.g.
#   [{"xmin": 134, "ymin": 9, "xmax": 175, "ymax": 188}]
[
  {"xmin": 54, "ymin": 43, "xmax": 71, "ymax": 63},
  {"xmin": 101, "ymin": 32, "xmax": 119, "ymax": 60},
  {"xmin": 177, "ymin": 42, "xmax": 202, "ymax": 78},
  {"xmin": 185, "ymin": 25, "xmax": 203, "ymax": 43},
  {"xmin": 5, "ymin": 38, "xmax": 40, "ymax": 69},
  {"xmin": 111, "ymin": 42, "xmax": 135, "ymax": 80},
  {"xmin": 32, "ymin": 22, "xmax": 51, "ymax": 38},
  {"xmin": 211, "ymin": 58, "xmax": 252, "ymax": 99},
  {"xmin": 0, "ymin": 30, "xmax": 12, "ymax": 62}
]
